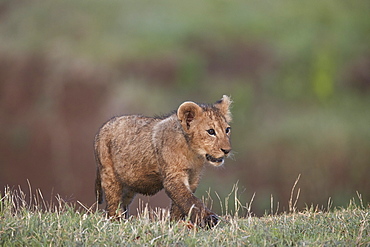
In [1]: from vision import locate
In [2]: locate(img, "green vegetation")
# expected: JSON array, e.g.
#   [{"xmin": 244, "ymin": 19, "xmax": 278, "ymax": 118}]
[{"xmin": 1, "ymin": 188, "xmax": 369, "ymax": 246}]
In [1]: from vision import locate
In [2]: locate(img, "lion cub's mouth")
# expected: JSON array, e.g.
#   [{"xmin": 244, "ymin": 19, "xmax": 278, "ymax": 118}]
[{"xmin": 206, "ymin": 154, "xmax": 224, "ymax": 164}]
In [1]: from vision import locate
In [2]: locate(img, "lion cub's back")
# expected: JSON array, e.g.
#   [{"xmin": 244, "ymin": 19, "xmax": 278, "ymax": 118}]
[{"xmin": 98, "ymin": 114, "xmax": 158, "ymax": 147}]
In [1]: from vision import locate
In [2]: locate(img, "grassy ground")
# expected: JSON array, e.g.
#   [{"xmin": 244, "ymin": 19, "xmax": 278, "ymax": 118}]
[{"xmin": 1, "ymin": 188, "xmax": 369, "ymax": 246}]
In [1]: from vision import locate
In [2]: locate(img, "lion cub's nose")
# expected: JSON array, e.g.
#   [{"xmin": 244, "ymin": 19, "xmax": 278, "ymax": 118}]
[{"xmin": 221, "ymin": 148, "xmax": 231, "ymax": 155}]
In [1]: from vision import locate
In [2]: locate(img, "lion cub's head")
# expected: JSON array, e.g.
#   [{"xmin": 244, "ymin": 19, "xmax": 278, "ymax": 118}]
[{"xmin": 177, "ymin": 95, "xmax": 232, "ymax": 166}]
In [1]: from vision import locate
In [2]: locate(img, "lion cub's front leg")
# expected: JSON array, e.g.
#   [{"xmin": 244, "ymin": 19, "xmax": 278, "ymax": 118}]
[{"xmin": 164, "ymin": 174, "xmax": 219, "ymax": 228}]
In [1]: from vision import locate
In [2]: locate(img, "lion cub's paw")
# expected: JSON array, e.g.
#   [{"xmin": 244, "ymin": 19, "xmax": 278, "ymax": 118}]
[{"xmin": 205, "ymin": 213, "xmax": 219, "ymax": 229}]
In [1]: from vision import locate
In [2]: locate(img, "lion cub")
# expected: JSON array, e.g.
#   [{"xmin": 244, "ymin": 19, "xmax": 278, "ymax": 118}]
[{"xmin": 94, "ymin": 95, "xmax": 232, "ymax": 228}]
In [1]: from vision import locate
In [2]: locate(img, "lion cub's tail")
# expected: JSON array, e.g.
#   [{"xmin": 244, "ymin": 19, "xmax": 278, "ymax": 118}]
[
  {"xmin": 94, "ymin": 134, "xmax": 104, "ymax": 204},
  {"xmin": 95, "ymin": 167, "xmax": 103, "ymax": 204}
]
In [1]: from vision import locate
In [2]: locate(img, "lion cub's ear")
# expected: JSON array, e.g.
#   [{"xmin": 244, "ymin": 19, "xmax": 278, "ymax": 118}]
[
  {"xmin": 214, "ymin": 95, "xmax": 232, "ymax": 122},
  {"xmin": 177, "ymin": 101, "xmax": 203, "ymax": 130}
]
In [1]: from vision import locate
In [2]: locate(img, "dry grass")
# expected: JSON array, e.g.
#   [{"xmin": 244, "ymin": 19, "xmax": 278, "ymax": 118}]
[{"xmin": 1, "ymin": 184, "xmax": 369, "ymax": 246}]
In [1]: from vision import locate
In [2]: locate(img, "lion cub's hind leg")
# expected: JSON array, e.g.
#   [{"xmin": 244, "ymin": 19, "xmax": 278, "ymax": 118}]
[
  {"xmin": 100, "ymin": 170, "xmax": 122, "ymax": 219},
  {"xmin": 121, "ymin": 188, "xmax": 136, "ymax": 219},
  {"xmin": 100, "ymin": 167, "xmax": 135, "ymax": 219},
  {"xmin": 104, "ymin": 182, "xmax": 136, "ymax": 219}
]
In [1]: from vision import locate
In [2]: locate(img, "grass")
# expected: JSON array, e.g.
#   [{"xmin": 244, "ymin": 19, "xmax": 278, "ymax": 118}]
[{"xmin": 1, "ymin": 186, "xmax": 369, "ymax": 246}]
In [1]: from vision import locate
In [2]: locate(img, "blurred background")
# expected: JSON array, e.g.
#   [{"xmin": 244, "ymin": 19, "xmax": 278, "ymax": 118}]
[{"xmin": 0, "ymin": 0, "xmax": 369, "ymax": 216}]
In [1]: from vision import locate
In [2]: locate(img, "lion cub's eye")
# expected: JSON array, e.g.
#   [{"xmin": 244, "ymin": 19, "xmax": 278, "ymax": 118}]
[
  {"xmin": 226, "ymin": 127, "xmax": 231, "ymax": 134},
  {"xmin": 207, "ymin": 129, "xmax": 216, "ymax": 136}
]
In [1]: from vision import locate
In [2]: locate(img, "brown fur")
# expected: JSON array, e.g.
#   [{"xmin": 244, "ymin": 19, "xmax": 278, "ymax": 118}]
[{"xmin": 94, "ymin": 95, "xmax": 232, "ymax": 228}]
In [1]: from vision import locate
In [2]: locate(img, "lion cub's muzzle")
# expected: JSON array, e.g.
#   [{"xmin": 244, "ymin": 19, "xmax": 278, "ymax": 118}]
[
  {"xmin": 206, "ymin": 154, "xmax": 225, "ymax": 163},
  {"xmin": 206, "ymin": 148, "xmax": 231, "ymax": 165}
]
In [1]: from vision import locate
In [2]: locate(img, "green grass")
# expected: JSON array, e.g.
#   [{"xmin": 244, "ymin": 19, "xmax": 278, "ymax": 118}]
[{"xmin": 1, "ymin": 187, "xmax": 369, "ymax": 246}]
